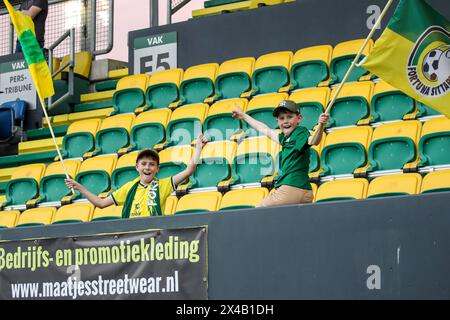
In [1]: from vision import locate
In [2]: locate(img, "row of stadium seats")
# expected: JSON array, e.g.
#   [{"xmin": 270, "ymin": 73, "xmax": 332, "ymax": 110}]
[{"xmin": 1, "ymin": 169, "xmax": 449, "ymax": 228}]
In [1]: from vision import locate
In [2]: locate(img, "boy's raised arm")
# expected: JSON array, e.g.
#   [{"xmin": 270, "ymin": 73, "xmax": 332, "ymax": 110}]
[{"xmin": 65, "ymin": 179, "xmax": 114, "ymax": 208}]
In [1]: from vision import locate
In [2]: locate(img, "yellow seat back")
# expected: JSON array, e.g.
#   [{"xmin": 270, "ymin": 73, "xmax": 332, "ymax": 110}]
[
  {"xmin": 293, "ymin": 45, "xmax": 333, "ymax": 65},
  {"xmin": 183, "ymin": 63, "xmax": 219, "ymax": 82},
  {"xmin": 169, "ymin": 103, "xmax": 209, "ymax": 123},
  {"xmin": 315, "ymin": 178, "xmax": 368, "ymax": 202},
  {"xmin": 331, "ymin": 81, "xmax": 374, "ymax": 101},
  {"xmin": 159, "ymin": 146, "xmax": 193, "ymax": 165},
  {"xmin": 217, "ymin": 57, "xmax": 255, "ymax": 78},
  {"xmin": 289, "ymin": 87, "xmax": 330, "ymax": 107},
  {"xmin": 93, "ymin": 205, "xmax": 123, "ymax": 220},
  {"xmin": 420, "ymin": 117, "xmax": 450, "ymax": 137},
  {"xmin": 246, "ymin": 93, "xmax": 288, "ymax": 112},
  {"xmin": 53, "ymin": 203, "xmax": 94, "ymax": 223},
  {"xmin": 116, "ymin": 151, "xmax": 139, "ymax": 169},
  {"xmin": 255, "ymin": 51, "xmax": 293, "ymax": 71},
  {"xmin": 219, "ymin": 188, "xmax": 268, "ymax": 209},
  {"xmin": 99, "ymin": 113, "xmax": 135, "ymax": 133},
  {"xmin": 78, "ymin": 154, "xmax": 118, "ymax": 175},
  {"xmin": 44, "ymin": 159, "xmax": 81, "ymax": 179},
  {"xmin": 11, "ymin": 163, "xmax": 46, "ymax": 184},
  {"xmin": 134, "ymin": 109, "xmax": 171, "ymax": 128},
  {"xmin": 67, "ymin": 119, "xmax": 101, "ymax": 136},
  {"xmin": 332, "ymin": 39, "xmax": 373, "ymax": 59},
  {"xmin": 207, "ymin": 98, "xmax": 248, "ymax": 118},
  {"xmin": 236, "ymin": 136, "xmax": 281, "ymax": 160},
  {"xmin": 372, "ymin": 120, "xmax": 422, "ymax": 143},
  {"xmin": 368, "ymin": 173, "xmax": 422, "ymax": 197},
  {"xmin": 147, "ymin": 68, "xmax": 183, "ymax": 87},
  {"xmin": 201, "ymin": 141, "xmax": 237, "ymax": 164},
  {"xmin": 17, "ymin": 207, "xmax": 56, "ymax": 226},
  {"xmin": 175, "ymin": 192, "xmax": 222, "ymax": 213},
  {"xmin": 116, "ymin": 74, "xmax": 150, "ymax": 91},
  {"xmin": 324, "ymin": 126, "xmax": 373, "ymax": 149},
  {"xmin": 421, "ymin": 170, "xmax": 450, "ymax": 193},
  {"xmin": 0, "ymin": 210, "xmax": 20, "ymax": 228}
]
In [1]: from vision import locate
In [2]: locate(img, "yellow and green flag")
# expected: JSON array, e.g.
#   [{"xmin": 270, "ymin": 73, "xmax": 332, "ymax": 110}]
[
  {"xmin": 361, "ymin": 0, "xmax": 450, "ymax": 118},
  {"xmin": 4, "ymin": 0, "xmax": 54, "ymax": 99}
]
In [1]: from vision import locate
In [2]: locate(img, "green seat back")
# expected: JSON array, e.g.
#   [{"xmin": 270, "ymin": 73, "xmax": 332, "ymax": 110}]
[
  {"xmin": 215, "ymin": 72, "xmax": 251, "ymax": 100},
  {"xmin": 420, "ymin": 133, "xmax": 450, "ymax": 166},
  {"xmin": 113, "ymin": 88, "xmax": 145, "ymax": 114},
  {"xmin": 76, "ymin": 171, "xmax": 110, "ymax": 198},
  {"xmin": 191, "ymin": 158, "xmax": 231, "ymax": 188},
  {"xmin": 321, "ymin": 143, "xmax": 366, "ymax": 175},
  {"xmin": 253, "ymin": 67, "xmax": 289, "ymax": 94},
  {"xmin": 369, "ymin": 138, "xmax": 415, "ymax": 171},
  {"xmin": 330, "ymin": 55, "xmax": 368, "ymax": 83},
  {"xmin": 40, "ymin": 174, "xmax": 72, "ymax": 202},
  {"xmin": 372, "ymin": 92, "xmax": 415, "ymax": 122},
  {"xmin": 204, "ymin": 116, "xmax": 241, "ymax": 141},
  {"xmin": 417, "ymin": 101, "xmax": 441, "ymax": 117},
  {"xmin": 309, "ymin": 148, "xmax": 320, "ymax": 173},
  {"xmin": 96, "ymin": 128, "xmax": 129, "ymax": 155},
  {"xmin": 291, "ymin": 61, "xmax": 328, "ymax": 89},
  {"xmin": 233, "ymin": 153, "xmax": 274, "ymax": 184},
  {"xmin": 111, "ymin": 167, "xmax": 139, "ymax": 191},
  {"xmin": 131, "ymin": 123, "xmax": 165, "ymax": 150},
  {"xmin": 329, "ymin": 97, "xmax": 369, "ymax": 127},
  {"xmin": 146, "ymin": 84, "xmax": 178, "ymax": 109},
  {"xmin": 6, "ymin": 178, "xmax": 39, "ymax": 205},
  {"xmin": 180, "ymin": 78, "xmax": 214, "ymax": 105},
  {"xmin": 63, "ymin": 133, "xmax": 95, "ymax": 158},
  {"xmin": 245, "ymin": 109, "xmax": 277, "ymax": 137},
  {"xmin": 167, "ymin": 119, "xmax": 202, "ymax": 146},
  {"xmin": 298, "ymin": 102, "xmax": 323, "ymax": 130},
  {"xmin": 157, "ymin": 162, "xmax": 186, "ymax": 179}
]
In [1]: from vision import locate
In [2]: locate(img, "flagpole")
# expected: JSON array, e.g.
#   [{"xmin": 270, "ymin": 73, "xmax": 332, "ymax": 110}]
[
  {"xmin": 38, "ymin": 96, "xmax": 75, "ymax": 195},
  {"xmin": 311, "ymin": 0, "xmax": 395, "ymax": 140}
]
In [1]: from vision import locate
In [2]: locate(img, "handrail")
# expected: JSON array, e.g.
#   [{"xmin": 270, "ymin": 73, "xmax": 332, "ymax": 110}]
[
  {"xmin": 48, "ymin": 28, "xmax": 75, "ymax": 112},
  {"xmin": 91, "ymin": 0, "xmax": 114, "ymax": 57}
]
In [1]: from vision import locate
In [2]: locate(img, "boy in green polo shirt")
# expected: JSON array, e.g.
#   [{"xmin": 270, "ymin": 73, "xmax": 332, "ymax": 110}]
[
  {"xmin": 65, "ymin": 134, "xmax": 208, "ymax": 218},
  {"xmin": 232, "ymin": 100, "xmax": 329, "ymax": 207}
]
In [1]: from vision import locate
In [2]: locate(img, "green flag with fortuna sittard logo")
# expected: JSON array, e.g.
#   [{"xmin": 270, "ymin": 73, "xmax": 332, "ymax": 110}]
[
  {"xmin": 4, "ymin": 0, "xmax": 54, "ymax": 99},
  {"xmin": 361, "ymin": 0, "xmax": 449, "ymax": 118}
]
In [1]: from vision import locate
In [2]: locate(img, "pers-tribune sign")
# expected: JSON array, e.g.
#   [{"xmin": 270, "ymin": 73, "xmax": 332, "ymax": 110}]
[{"xmin": 0, "ymin": 226, "xmax": 207, "ymax": 300}]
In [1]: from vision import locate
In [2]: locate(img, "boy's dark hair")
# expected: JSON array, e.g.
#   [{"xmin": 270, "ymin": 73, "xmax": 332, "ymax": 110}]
[{"xmin": 136, "ymin": 149, "xmax": 160, "ymax": 165}]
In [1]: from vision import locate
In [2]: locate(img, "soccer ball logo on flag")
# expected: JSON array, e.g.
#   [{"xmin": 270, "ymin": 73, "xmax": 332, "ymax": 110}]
[{"xmin": 422, "ymin": 45, "xmax": 450, "ymax": 83}]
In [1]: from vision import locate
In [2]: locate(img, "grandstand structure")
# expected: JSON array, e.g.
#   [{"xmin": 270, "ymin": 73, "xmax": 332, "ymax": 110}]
[{"xmin": 0, "ymin": 0, "xmax": 449, "ymax": 299}]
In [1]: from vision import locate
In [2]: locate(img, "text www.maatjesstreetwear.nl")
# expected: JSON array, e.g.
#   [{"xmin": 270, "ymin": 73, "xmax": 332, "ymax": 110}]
[{"xmin": 10, "ymin": 271, "xmax": 179, "ymax": 299}]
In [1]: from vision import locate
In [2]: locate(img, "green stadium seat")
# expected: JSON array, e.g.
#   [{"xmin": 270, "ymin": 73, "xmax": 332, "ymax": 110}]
[
  {"xmin": 2, "ymin": 164, "xmax": 46, "ymax": 207},
  {"xmin": 417, "ymin": 101, "xmax": 441, "ymax": 117},
  {"xmin": 127, "ymin": 108, "xmax": 171, "ymax": 152},
  {"xmin": 112, "ymin": 74, "xmax": 150, "ymax": 114},
  {"xmin": 367, "ymin": 173, "xmax": 422, "ymax": 198},
  {"xmin": 289, "ymin": 87, "xmax": 330, "ymax": 130},
  {"xmin": 174, "ymin": 192, "xmax": 222, "ymax": 214},
  {"xmin": 309, "ymin": 130, "xmax": 326, "ymax": 175},
  {"xmin": 52, "ymin": 203, "xmax": 94, "ymax": 224},
  {"xmin": 370, "ymin": 80, "xmax": 416, "ymax": 122},
  {"xmin": 328, "ymin": 81, "xmax": 374, "ymax": 127},
  {"xmin": 421, "ymin": 170, "xmax": 450, "ymax": 193},
  {"xmin": 111, "ymin": 151, "xmax": 139, "ymax": 191},
  {"xmin": 0, "ymin": 210, "xmax": 20, "ymax": 228},
  {"xmin": 290, "ymin": 45, "xmax": 332, "ymax": 90},
  {"xmin": 173, "ymin": 63, "xmax": 218, "ymax": 107},
  {"xmin": 250, "ymin": 51, "xmax": 293, "ymax": 95},
  {"xmin": 320, "ymin": 126, "xmax": 372, "ymax": 176},
  {"xmin": 204, "ymin": 98, "xmax": 247, "ymax": 141},
  {"xmin": 243, "ymin": 93, "xmax": 288, "ymax": 137},
  {"xmin": 219, "ymin": 187, "xmax": 268, "ymax": 211},
  {"xmin": 89, "ymin": 113, "xmax": 135, "ymax": 156},
  {"xmin": 329, "ymin": 39, "xmax": 373, "ymax": 84},
  {"xmin": 418, "ymin": 117, "xmax": 450, "ymax": 168},
  {"xmin": 157, "ymin": 145, "xmax": 193, "ymax": 179},
  {"xmin": 315, "ymin": 178, "xmax": 368, "ymax": 202},
  {"xmin": 60, "ymin": 119, "xmax": 101, "ymax": 159},
  {"xmin": 16, "ymin": 207, "xmax": 56, "ymax": 227},
  {"xmin": 165, "ymin": 104, "xmax": 208, "ymax": 147},
  {"xmin": 145, "ymin": 68, "xmax": 183, "ymax": 110},
  {"xmin": 92, "ymin": 205, "xmax": 123, "ymax": 221},
  {"xmin": 212, "ymin": 57, "xmax": 255, "ymax": 101}
]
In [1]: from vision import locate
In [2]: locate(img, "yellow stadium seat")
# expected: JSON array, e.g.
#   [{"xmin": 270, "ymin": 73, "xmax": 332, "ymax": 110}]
[
  {"xmin": 289, "ymin": 87, "xmax": 330, "ymax": 130},
  {"xmin": 58, "ymin": 51, "xmax": 92, "ymax": 78},
  {"xmin": 112, "ymin": 74, "xmax": 150, "ymax": 114},
  {"xmin": 330, "ymin": 39, "xmax": 374, "ymax": 84},
  {"xmin": 290, "ymin": 45, "xmax": 333, "ymax": 90},
  {"xmin": 128, "ymin": 108, "xmax": 171, "ymax": 151},
  {"xmin": 315, "ymin": 178, "xmax": 369, "ymax": 202},
  {"xmin": 158, "ymin": 145, "xmax": 193, "ymax": 179},
  {"xmin": 421, "ymin": 170, "xmax": 450, "ymax": 193},
  {"xmin": 204, "ymin": 98, "xmax": 248, "ymax": 141},
  {"xmin": 92, "ymin": 205, "xmax": 123, "ymax": 221},
  {"xmin": 52, "ymin": 203, "xmax": 94, "ymax": 224},
  {"xmin": 328, "ymin": 81, "xmax": 374, "ymax": 127},
  {"xmin": 320, "ymin": 126, "xmax": 373, "ymax": 176},
  {"xmin": 16, "ymin": 207, "xmax": 57, "ymax": 227},
  {"xmin": 145, "ymin": 68, "xmax": 183, "ymax": 110},
  {"xmin": 67, "ymin": 108, "xmax": 114, "ymax": 123},
  {"xmin": 175, "ymin": 192, "xmax": 222, "ymax": 214},
  {"xmin": 0, "ymin": 210, "xmax": 20, "ymax": 228},
  {"xmin": 368, "ymin": 173, "xmax": 422, "ymax": 198},
  {"xmin": 244, "ymin": 93, "xmax": 289, "ymax": 137},
  {"xmin": 112, "ymin": 151, "xmax": 139, "ymax": 190},
  {"xmin": 219, "ymin": 187, "xmax": 269, "ymax": 210},
  {"xmin": 250, "ymin": 51, "xmax": 293, "ymax": 95},
  {"xmin": 2, "ymin": 164, "xmax": 46, "ymax": 207},
  {"xmin": 61, "ymin": 118, "xmax": 102, "ymax": 159},
  {"xmin": 213, "ymin": 57, "xmax": 255, "ymax": 101},
  {"xmin": 164, "ymin": 196, "xmax": 178, "ymax": 215},
  {"xmin": 18, "ymin": 137, "xmax": 63, "ymax": 155},
  {"xmin": 166, "ymin": 103, "xmax": 208, "ymax": 146}
]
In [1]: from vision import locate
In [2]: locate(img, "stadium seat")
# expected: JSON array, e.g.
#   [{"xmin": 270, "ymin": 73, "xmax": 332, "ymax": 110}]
[
  {"xmin": 320, "ymin": 126, "xmax": 372, "ymax": 176},
  {"xmin": 421, "ymin": 170, "xmax": 450, "ymax": 193},
  {"xmin": 315, "ymin": 178, "xmax": 369, "ymax": 202},
  {"xmin": 417, "ymin": 101, "xmax": 441, "ymax": 117},
  {"xmin": 212, "ymin": 57, "xmax": 255, "ymax": 101},
  {"xmin": 165, "ymin": 103, "xmax": 208, "ymax": 147},
  {"xmin": 127, "ymin": 108, "xmax": 171, "ymax": 152},
  {"xmin": 370, "ymin": 81, "xmax": 416, "ymax": 122},
  {"xmin": 174, "ymin": 63, "xmax": 219, "ymax": 107},
  {"xmin": 290, "ymin": 45, "xmax": 332, "ymax": 90},
  {"xmin": 52, "ymin": 203, "xmax": 94, "ymax": 224},
  {"xmin": 2, "ymin": 163, "xmax": 46, "ymax": 207},
  {"xmin": 174, "ymin": 192, "xmax": 222, "ymax": 214},
  {"xmin": 92, "ymin": 205, "xmax": 123, "ymax": 221},
  {"xmin": 366, "ymin": 120, "xmax": 421, "ymax": 173},
  {"xmin": 1, "ymin": 99, "xmax": 27, "ymax": 139},
  {"xmin": 89, "ymin": 113, "xmax": 135, "ymax": 156},
  {"xmin": 250, "ymin": 51, "xmax": 293, "ymax": 95},
  {"xmin": 71, "ymin": 154, "xmax": 118, "ymax": 201},
  {"xmin": 16, "ymin": 207, "xmax": 57, "ymax": 227},
  {"xmin": 186, "ymin": 141, "xmax": 237, "ymax": 189},
  {"xmin": 219, "ymin": 187, "xmax": 268, "ymax": 210},
  {"xmin": 111, "ymin": 151, "xmax": 139, "ymax": 190},
  {"xmin": 112, "ymin": 74, "xmax": 150, "ymax": 114},
  {"xmin": 164, "ymin": 196, "xmax": 178, "ymax": 215},
  {"xmin": 289, "ymin": 87, "xmax": 330, "ymax": 130},
  {"xmin": 329, "ymin": 39, "xmax": 373, "ymax": 84},
  {"xmin": 204, "ymin": 98, "xmax": 247, "ymax": 141},
  {"xmin": 0, "ymin": 210, "xmax": 20, "ymax": 228},
  {"xmin": 32, "ymin": 159, "xmax": 81, "ymax": 204},
  {"xmin": 230, "ymin": 136, "xmax": 280, "ymax": 186},
  {"xmin": 367, "ymin": 173, "xmax": 422, "ymax": 198},
  {"xmin": 158, "ymin": 145, "xmax": 193, "ymax": 179},
  {"xmin": 309, "ymin": 130, "xmax": 326, "ymax": 175},
  {"xmin": 243, "ymin": 93, "xmax": 288, "ymax": 137},
  {"xmin": 145, "ymin": 68, "xmax": 183, "ymax": 110},
  {"xmin": 417, "ymin": 117, "xmax": 450, "ymax": 169},
  {"xmin": 60, "ymin": 119, "xmax": 101, "ymax": 159},
  {"xmin": 0, "ymin": 106, "xmax": 14, "ymax": 141},
  {"xmin": 328, "ymin": 81, "xmax": 374, "ymax": 127}
]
